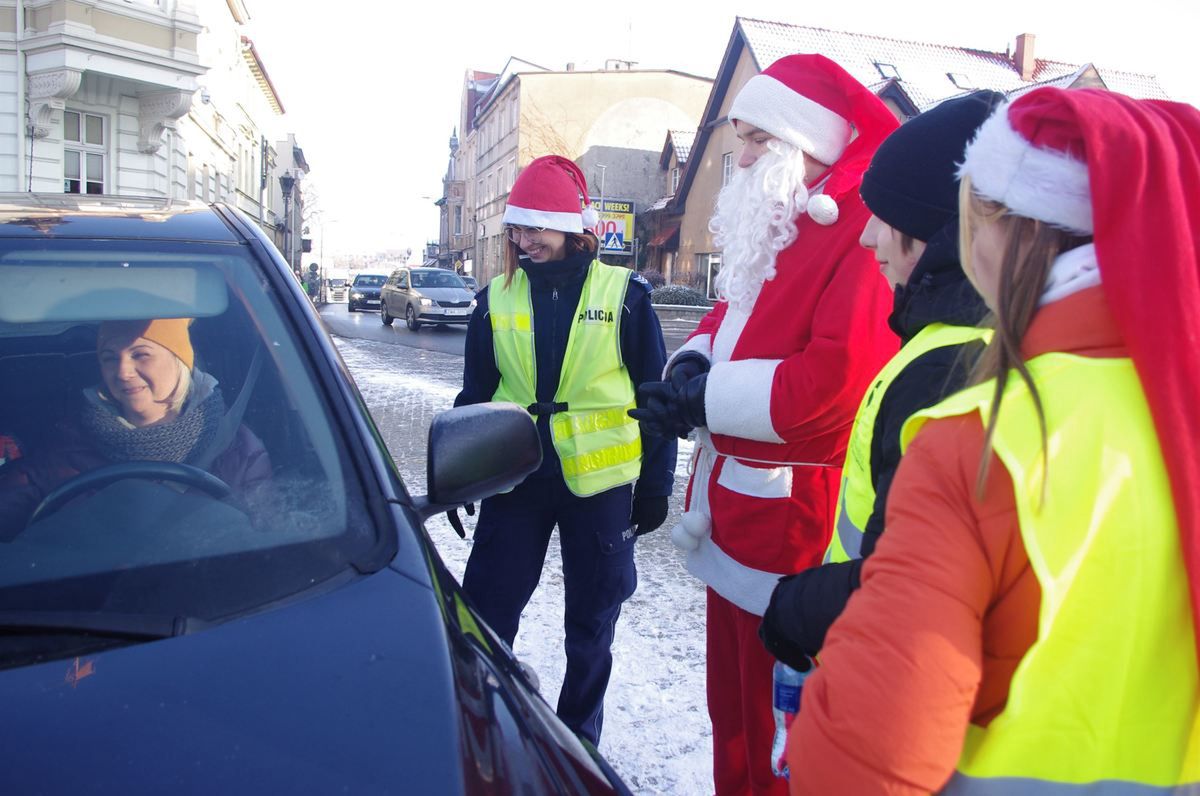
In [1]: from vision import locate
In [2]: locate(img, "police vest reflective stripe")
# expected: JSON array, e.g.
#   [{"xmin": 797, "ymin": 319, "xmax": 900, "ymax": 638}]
[
  {"xmin": 824, "ymin": 323, "xmax": 991, "ymax": 564},
  {"xmin": 901, "ymin": 353, "xmax": 1200, "ymax": 792},
  {"xmin": 489, "ymin": 262, "xmax": 642, "ymax": 497}
]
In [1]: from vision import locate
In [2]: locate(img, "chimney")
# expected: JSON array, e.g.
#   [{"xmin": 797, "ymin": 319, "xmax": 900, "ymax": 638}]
[
  {"xmin": 565, "ymin": 62, "xmax": 575, "ymax": 72},
  {"xmin": 1014, "ymin": 33, "xmax": 1036, "ymax": 81}
]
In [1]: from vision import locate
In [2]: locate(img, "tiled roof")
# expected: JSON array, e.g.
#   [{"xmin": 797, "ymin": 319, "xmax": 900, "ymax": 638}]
[
  {"xmin": 669, "ymin": 130, "xmax": 696, "ymax": 164},
  {"xmin": 737, "ymin": 18, "xmax": 1170, "ymax": 108}
]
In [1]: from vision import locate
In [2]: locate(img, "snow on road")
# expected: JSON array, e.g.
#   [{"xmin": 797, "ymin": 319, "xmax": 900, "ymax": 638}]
[{"xmin": 334, "ymin": 336, "xmax": 712, "ymax": 795}]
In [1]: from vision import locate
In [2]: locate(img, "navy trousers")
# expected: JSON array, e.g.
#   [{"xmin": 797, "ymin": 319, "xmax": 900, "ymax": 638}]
[{"xmin": 461, "ymin": 476, "xmax": 637, "ymax": 745}]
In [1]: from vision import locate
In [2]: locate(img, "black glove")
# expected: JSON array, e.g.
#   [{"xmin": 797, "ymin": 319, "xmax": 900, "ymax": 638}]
[
  {"xmin": 759, "ymin": 574, "xmax": 819, "ymax": 671},
  {"xmin": 629, "ymin": 381, "xmax": 691, "ymax": 438},
  {"xmin": 673, "ymin": 372, "xmax": 707, "ymax": 430},
  {"xmin": 446, "ymin": 502, "xmax": 476, "ymax": 539},
  {"xmin": 666, "ymin": 351, "xmax": 710, "ymax": 390},
  {"xmin": 629, "ymin": 494, "xmax": 669, "ymax": 536}
]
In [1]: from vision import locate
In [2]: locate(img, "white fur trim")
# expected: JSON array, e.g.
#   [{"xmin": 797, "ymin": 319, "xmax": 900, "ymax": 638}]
[
  {"xmin": 1040, "ymin": 243, "xmax": 1101, "ymax": 306},
  {"xmin": 502, "ymin": 205, "xmax": 584, "ymax": 233},
  {"xmin": 716, "ymin": 457, "xmax": 793, "ymax": 499},
  {"xmin": 730, "ymin": 74, "xmax": 850, "ymax": 166},
  {"xmin": 685, "ymin": 537, "xmax": 782, "ymax": 616},
  {"xmin": 705, "ymin": 359, "xmax": 785, "ymax": 443},
  {"xmin": 663, "ymin": 334, "xmax": 712, "ymax": 378},
  {"xmin": 581, "ymin": 206, "xmax": 599, "ymax": 228},
  {"xmin": 959, "ymin": 102, "xmax": 1092, "ymax": 235},
  {"xmin": 711, "ymin": 305, "xmax": 751, "ymax": 364}
]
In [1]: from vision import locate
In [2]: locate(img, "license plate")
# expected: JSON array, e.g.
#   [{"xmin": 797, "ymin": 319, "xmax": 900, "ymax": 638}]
[
  {"xmin": 364, "ymin": 300, "xmax": 379, "ymax": 306},
  {"xmin": 447, "ymin": 308, "xmax": 469, "ymax": 316}
]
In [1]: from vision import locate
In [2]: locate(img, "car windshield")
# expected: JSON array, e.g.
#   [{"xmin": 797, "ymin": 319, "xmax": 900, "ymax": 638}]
[
  {"xmin": 353, "ymin": 275, "xmax": 386, "ymax": 287},
  {"xmin": 410, "ymin": 271, "xmax": 464, "ymax": 289},
  {"xmin": 0, "ymin": 238, "xmax": 381, "ymax": 631}
]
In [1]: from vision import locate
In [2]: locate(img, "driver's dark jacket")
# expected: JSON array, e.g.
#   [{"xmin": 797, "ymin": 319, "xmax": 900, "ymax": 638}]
[{"xmin": 0, "ymin": 419, "xmax": 271, "ymax": 541}]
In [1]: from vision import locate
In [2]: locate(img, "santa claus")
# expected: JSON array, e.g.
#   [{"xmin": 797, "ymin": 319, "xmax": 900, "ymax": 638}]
[{"xmin": 631, "ymin": 54, "xmax": 899, "ymax": 795}]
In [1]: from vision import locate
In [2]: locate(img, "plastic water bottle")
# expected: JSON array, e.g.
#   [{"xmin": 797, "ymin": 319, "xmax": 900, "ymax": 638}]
[{"xmin": 771, "ymin": 657, "xmax": 814, "ymax": 779}]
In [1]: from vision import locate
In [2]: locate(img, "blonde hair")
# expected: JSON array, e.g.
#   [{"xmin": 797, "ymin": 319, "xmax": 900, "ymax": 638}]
[
  {"xmin": 959, "ymin": 176, "xmax": 1093, "ymax": 495},
  {"xmin": 502, "ymin": 231, "xmax": 599, "ymax": 288}
]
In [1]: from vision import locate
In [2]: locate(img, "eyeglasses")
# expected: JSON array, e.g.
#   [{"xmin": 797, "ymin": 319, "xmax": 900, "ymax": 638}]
[{"xmin": 505, "ymin": 225, "xmax": 548, "ymax": 243}]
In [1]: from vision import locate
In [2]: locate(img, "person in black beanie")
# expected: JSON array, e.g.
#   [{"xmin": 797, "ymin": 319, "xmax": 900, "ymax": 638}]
[{"xmin": 759, "ymin": 90, "xmax": 1004, "ymax": 668}]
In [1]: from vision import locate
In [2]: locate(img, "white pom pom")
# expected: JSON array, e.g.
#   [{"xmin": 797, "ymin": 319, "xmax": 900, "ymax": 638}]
[
  {"xmin": 670, "ymin": 510, "xmax": 711, "ymax": 552},
  {"xmin": 581, "ymin": 205, "xmax": 599, "ymax": 229},
  {"xmin": 806, "ymin": 193, "xmax": 839, "ymax": 226},
  {"xmin": 670, "ymin": 523, "xmax": 700, "ymax": 551}
]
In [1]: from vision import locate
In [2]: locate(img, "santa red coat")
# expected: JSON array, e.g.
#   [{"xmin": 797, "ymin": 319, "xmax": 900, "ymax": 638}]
[{"xmin": 671, "ymin": 191, "xmax": 897, "ymax": 615}]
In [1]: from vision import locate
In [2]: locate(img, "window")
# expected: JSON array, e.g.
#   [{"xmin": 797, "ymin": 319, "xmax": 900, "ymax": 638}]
[
  {"xmin": 510, "ymin": 98, "xmax": 518, "ymax": 130},
  {"xmin": 722, "ymin": 153, "xmax": 733, "ymax": 187},
  {"xmin": 947, "ymin": 72, "xmax": 975, "ymax": 89},
  {"xmin": 453, "ymin": 206, "xmax": 462, "ymax": 236},
  {"xmin": 875, "ymin": 62, "xmax": 901, "ymax": 80},
  {"xmin": 507, "ymin": 158, "xmax": 516, "ymax": 192},
  {"xmin": 63, "ymin": 111, "xmax": 105, "ymax": 195},
  {"xmin": 698, "ymin": 253, "xmax": 722, "ymax": 300},
  {"xmin": 671, "ymin": 166, "xmax": 680, "ymax": 194}
]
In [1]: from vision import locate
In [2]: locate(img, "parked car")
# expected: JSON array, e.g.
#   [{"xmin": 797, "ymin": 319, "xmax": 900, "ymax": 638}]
[
  {"xmin": 461, "ymin": 275, "xmax": 479, "ymax": 292},
  {"xmin": 348, "ymin": 272, "xmax": 387, "ymax": 312},
  {"xmin": 0, "ymin": 194, "xmax": 631, "ymax": 795},
  {"xmin": 380, "ymin": 267, "xmax": 476, "ymax": 331}
]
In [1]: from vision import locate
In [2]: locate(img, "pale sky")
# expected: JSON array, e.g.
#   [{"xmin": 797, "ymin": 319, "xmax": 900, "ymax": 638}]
[{"xmin": 241, "ymin": 0, "xmax": 1200, "ymax": 262}]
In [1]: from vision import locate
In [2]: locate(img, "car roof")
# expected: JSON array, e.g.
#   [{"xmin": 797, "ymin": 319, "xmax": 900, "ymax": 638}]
[{"xmin": 0, "ymin": 193, "xmax": 240, "ymax": 242}]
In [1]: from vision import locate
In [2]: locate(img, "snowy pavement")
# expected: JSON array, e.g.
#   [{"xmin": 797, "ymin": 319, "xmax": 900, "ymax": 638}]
[{"xmin": 333, "ymin": 335, "xmax": 713, "ymax": 795}]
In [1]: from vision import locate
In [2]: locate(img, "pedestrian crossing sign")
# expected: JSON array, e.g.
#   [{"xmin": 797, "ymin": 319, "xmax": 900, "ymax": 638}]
[{"xmin": 603, "ymin": 231, "xmax": 624, "ymax": 250}]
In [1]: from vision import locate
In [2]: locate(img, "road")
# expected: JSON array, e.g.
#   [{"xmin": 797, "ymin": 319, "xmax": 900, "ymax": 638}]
[{"xmin": 319, "ymin": 301, "xmax": 700, "ymax": 355}]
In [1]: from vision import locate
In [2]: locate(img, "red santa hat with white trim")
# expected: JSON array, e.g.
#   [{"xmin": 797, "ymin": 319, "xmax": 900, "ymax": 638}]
[
  {"xmin": 960, "ymin": 86, "xmax": 1200, "ymax": 665},
  {"xmin": 503, "ymin": 155, "xmax": 599, "ymax": 233},
  {"xmin": 729, "ymin": 53, "xmax": 898, "ymax": 224}
]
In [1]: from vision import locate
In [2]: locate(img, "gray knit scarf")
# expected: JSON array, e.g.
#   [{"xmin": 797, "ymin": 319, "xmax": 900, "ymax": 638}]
[{"xmin": 80, "ymin": 380, "xmax": 226, "ymax": 464}]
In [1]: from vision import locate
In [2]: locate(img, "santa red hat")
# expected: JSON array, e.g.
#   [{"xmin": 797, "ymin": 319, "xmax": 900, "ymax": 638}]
[
  {"xmin": 729, "ymin": 53, "xmax": 898, "ymax": 220},
  {"xmin": 503, "ymin": 155, "xmax": 598, "ymax": 233},
  {"xmin": 961, "ymin": 86, "xmax": 1200, "ymax": 664}
]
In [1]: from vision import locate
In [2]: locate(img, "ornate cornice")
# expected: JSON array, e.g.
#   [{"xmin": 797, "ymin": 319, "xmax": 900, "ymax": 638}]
[
  {"xmin": 27, "ymin": 68, "xmax": 82, "ymax": 138},
  {"xmin": 137, "ymin": 89, "xmax": 193, "ymax": 153}
]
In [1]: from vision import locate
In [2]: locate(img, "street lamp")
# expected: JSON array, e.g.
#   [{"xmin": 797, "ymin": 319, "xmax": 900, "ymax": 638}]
[{"xmin": 279, "ymin": 171, "xmax": 296, "ymax": 276}]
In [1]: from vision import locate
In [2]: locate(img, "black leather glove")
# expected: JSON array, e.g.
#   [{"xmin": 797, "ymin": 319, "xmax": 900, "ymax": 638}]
[
  {"xmin": 629, "ymin": 381, "xmax": 690, "ymax": 438},
  {"xmin": 666, "ymin": 351, "xmax": 710, "ymax": 390},
  {"xmin": 629, "ymin": 494, "xmax": 669, "ymax": 536},
  {"xmin": 673, "ymin": 372, "xmax": 707, "ymax": 430},
  {"xmin": 446, "ymin": 502, "xmax": 476, "ymax": 539},
  {"xmin": 759, "ymin": 573, "xmax": 818, "ymax": 670}
]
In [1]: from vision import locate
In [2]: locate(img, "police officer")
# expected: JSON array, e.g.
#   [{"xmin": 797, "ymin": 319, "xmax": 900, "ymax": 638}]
[{"xmin": 454, "ymin": 155, "xmax": 675, "ymax": 746}]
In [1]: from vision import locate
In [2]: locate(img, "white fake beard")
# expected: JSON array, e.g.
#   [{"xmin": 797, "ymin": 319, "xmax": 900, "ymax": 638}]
[{"xmin": 709, "ymin": 142, "xmax": 810, "ymax": 312}]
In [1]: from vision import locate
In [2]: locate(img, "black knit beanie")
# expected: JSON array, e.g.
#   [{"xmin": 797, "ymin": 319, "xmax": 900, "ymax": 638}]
[{"xmin": 860, "ymin": 90, "xmax": 1005, "ymax": 242}]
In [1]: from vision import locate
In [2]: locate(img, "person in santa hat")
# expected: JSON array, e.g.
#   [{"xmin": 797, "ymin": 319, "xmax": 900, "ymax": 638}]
[
  {"xmin": 453, "ymin": 154, "xmax": 675, "ymax": 746},
  {"xmin": 786, "ymin": 87, "xmax": 1200, "ymax": 793},
  {"xmin": 629, "ymin": 54, "xmax": 899, "ymax": 794}
]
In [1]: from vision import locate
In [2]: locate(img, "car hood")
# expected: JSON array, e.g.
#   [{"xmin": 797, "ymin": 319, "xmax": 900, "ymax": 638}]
[
  {"xmin": 414, "ymin": 287, "xmax": 473, "ymax": 302},
  {"xmin": 0, "ymin": 571, "xmax": 463, "ymax": 794},
  {"xmin": 353, "ymin": 286, "xmax": 381, "ymax": 295}
]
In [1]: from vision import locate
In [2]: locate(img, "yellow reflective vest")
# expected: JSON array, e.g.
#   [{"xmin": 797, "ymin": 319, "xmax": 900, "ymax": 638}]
[
  {"xmin": 488, "ymin": 262, "xmax": 642, "ymax": 497},
  {"xmin": 902, "ymin": 353, "xmax": 1200, "ymax": 792},
  {"xmin": 824, "ymin": 323, "xmax": 991, "ymax": 564}
]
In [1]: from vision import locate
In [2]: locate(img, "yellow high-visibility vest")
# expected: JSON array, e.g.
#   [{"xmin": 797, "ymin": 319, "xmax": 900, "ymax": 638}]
[
  {"xmin": 489, "ymin": 262, "xmax": 642, "ymax": 497},
  {"xmin": 824, "ymin": 323, "xmax": 990, "ymax": 563},
  {"xmin": 902, "ymin": 353, "xmax": 1200, "ymax": 792}
]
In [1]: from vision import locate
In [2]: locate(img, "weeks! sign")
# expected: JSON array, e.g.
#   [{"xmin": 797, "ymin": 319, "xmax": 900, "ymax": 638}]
[{"xmin": 587, "ymin": 198, "xmax": 636, "ymax": 255}]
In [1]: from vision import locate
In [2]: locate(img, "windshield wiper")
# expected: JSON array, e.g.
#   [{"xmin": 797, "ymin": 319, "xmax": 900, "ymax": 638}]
[{"xmin": 0, "ymin": 610, "xmax": 211, "ymax": 639}]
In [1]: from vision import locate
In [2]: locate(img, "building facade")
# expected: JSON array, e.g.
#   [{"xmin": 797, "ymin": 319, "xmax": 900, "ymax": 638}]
[
  {"xmin": 438, "ymin": 59, "xmax": 712, "ymax": 286},
  {"xmin": 0, "ymin": 0, "xmax": 304, "ymax": 256},
  {"xmin": 668, "ymin": 18, "xmax": 1171, "ymax": 287}
]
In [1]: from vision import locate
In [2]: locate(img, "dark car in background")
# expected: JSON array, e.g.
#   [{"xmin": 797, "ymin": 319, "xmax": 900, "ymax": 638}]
[
  {"xmin": 461, "ymin": 275, "xmax": 479, "ymax": 292},
  {"xmin": 0, "ymin": 194, "xmax": 631, "ymax": 795},
  {"xmin": 348, "ymin": 272, "xmax": 387, "ymax": 312},
  {"xmin": 380, "ymin": 267, "xmax": 476, "ymax": 331}
]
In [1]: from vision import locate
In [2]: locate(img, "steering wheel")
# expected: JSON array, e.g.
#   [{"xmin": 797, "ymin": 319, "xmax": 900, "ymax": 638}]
[{"xmin": 27, "ymin": 461, "xmax": 232, "ymax": 527}]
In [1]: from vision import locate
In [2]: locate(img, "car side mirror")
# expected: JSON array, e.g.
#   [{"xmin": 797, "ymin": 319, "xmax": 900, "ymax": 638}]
[{"xmin": 412, "ymin": 402, "xmax": 542, "ymax": 520}]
